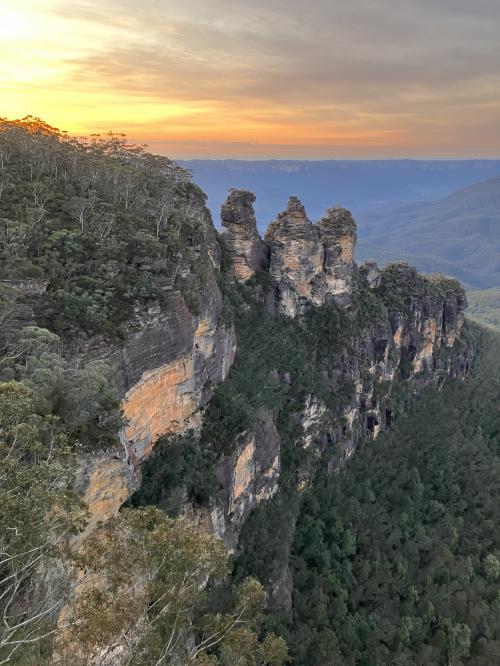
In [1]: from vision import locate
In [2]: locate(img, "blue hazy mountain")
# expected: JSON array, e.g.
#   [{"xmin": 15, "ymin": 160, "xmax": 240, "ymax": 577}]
[
  {"xmin": 180, "ymin": 159, "xmax": 500, "ymax": 230},
  {"xmin": 356, "ymin": 176, "xmax": 500, "ymax": 290}
]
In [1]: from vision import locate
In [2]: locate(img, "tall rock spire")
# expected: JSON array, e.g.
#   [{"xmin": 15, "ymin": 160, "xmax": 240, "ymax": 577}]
[
  {"xmin": 318, "ymin": 206, "xmax": 357, "ymax": 303},
  {"xmin": 265, "ymin": 196, "xmax": 324, "ymax": 317},
  {"xmin": 220, "ymin": 189, "xmax": 269, "ymax": 282}
]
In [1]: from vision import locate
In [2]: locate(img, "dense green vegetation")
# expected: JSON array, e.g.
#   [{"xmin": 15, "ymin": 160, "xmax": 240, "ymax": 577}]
[
  {"xmin": 467, "ymin": 287, "xmax": 500, "ymax": 332},
  {"xmin": 378, "ymin": 263, "xmax": 464, "ymax": 314},
  {"xmin": 0, "ymin": 116, "xmax": 211, "ymax": 340},
  {"xmin": 272, "ymin": 325, "xmax": 500, "ymax": 666},
  {"xmin": 0, "ymin": 120, "xmax": 288, "ymax": 666},
  {"xmin": 0, "ymin": 324, "xmax": 122, "ymax": 449}
]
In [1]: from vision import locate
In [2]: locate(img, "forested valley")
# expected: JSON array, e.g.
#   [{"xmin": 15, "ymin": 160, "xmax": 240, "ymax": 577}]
[{"xmin": 1, "ymin": 118, "xmax": 499, "ymax": 666}]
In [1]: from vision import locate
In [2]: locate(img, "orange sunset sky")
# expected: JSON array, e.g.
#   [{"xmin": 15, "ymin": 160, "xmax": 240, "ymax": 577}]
[{"xmin": 2, "ymin": 0, "xmax": 500, "ymax": 158}]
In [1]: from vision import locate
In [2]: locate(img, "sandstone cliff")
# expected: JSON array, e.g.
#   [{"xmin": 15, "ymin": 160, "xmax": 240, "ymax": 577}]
[
  {"xmin": 79, "ymin": 188, "xmax": 470, "ymax": 593},
  {"xmin": 77, "ymin": 197, "xmax": 236, "ymax": 530}
]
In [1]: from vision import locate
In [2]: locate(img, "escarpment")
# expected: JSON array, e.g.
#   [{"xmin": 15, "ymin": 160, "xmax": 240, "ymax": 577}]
[
  {"xmin": 80, "ymin": 187, "xmax": 470, "ymax": 572},
  {"xmin": 77, "ymin": 197, "xmax": 237, "ymax": 529}
]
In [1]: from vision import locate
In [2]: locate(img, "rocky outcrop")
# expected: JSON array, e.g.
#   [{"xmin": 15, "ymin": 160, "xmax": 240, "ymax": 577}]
[
  {"xmin": 221, "ymin": 193, "xmax": 358, "ymax": 316},
  {"xmin": 181, "ymin": 410, "xmax": 281, "ymax": 553},
  {"xmin": 359, "ymin": 261, "xmax": 381, "ymax": 289},
  {"xmin": 265, "ymin": 200, "xmax": 357, "ymax": 315},
  {"xmin": 318, "ymin": 206, "xmax": 357, "ymax": 304},
  {"xmin": 299, "ymin": 263, "xmax": 469, "ymax": 480},
  {"xmin": 217, "ymin": 410, "xmax": 281, "ymax": 551},
  {"xmin": 221, "ymin": 189, "xmax": 269, "ymax": 281},
  {"xmin": 265, "ymin": 197, "xmax": 325, "ymax": 316}
]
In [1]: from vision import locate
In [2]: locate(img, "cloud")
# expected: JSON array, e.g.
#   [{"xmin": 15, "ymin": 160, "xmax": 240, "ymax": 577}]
[{"xmin": 4, "ymin": 0, "xmax": 500, "ymax": 155}]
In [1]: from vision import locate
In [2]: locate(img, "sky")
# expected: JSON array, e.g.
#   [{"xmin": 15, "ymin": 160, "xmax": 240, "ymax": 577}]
[{"xmin": 1, "ymin": 0, "xmax": 500, "ymax": 158}]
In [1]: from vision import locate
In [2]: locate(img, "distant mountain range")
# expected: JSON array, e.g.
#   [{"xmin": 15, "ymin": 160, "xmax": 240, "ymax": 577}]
[
  {"xmin": 356, "ymin": 176, "xmax": 500, "ymax": 290},
  {"xmin": 181, "ymin": 159, "xmax": 500, "ymax": 290},
  {"xmin": 180, "ymin": 159, "xmax": 500, "ymax": 229}
]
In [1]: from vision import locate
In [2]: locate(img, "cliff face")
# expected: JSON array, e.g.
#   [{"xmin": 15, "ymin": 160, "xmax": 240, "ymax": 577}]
[
  {"xmin": 324, "ymin": 267, "xmax": 468, "ymax": 476},
  {"xmin": 81, "ymin": 187, "xmax": 470, "ymax": 576},
  {"xmin": 265, "ymin": 197, "xmax": 325, "ymax": 317},
  {"xmin": 78, "ymin": 202, "xmax": 236, "ymax": 529},
  {"xmin": 318, "ymin": 206, "xmax": 357, "ymax": 304}
]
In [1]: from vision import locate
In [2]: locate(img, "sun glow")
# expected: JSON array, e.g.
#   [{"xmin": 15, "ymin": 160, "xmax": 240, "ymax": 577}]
[{"xmin": 2, "ymin": 0, "xmax": 499, "ymax": 157}]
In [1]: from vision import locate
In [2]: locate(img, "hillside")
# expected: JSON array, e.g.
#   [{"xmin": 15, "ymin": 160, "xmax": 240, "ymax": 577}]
[
  {"xmin": 282, "ymin": 324, "xmax": 500, "ymax": 665},
  {"xmin": 2, "ymin": 119, "xmax": 498, "ymax": 666},
  {"xmin": 357, "ymin": 176, "xmax": 500, "ymax": 290},
  {"xmin": 467, "ymin": 288, "xmax": 500, "ymax": 331}
]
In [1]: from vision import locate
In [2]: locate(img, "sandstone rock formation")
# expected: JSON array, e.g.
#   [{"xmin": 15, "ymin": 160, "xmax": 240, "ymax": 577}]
[
  {"xmin": 359, "ymin": 260, "xmax": 381, "ymax": 288},
  {"xmin": 318, "ymin": 206, "xmax": 357, "ymax": 302},
  {"xmin": 221, "ymin": 189, "xmax": 269, "ymax": 281},
  {"xmin": 265, "ymin": 197, "xmax": 324, "ymax": 316},
  {"xmin": 182, "ymin": 410, "xmax": 282, "ymax": 553},
  {"xmin": 222, "ymin": 193, "xmax": 358, "ymax": 316}
]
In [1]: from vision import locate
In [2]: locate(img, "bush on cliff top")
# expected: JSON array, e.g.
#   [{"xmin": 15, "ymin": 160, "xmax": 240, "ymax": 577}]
[{"xmin": 0, "ymin": 117, "xmax": 212, "ymax": 340}]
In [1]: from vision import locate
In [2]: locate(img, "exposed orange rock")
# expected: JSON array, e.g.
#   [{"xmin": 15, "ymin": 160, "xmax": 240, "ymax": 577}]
[
  {"xmin": 393, "ymin": 324, "xmax": 405, "ymax": 346},
  {"xmin": 82, "ymin": 458, "xmax": 132, "ymax": 531},
  {"xmin": 230, "ymin": 438, "xmax": 256, "ymax": 508},
  {"xmin": 412, "ymin": 318, "xmax": 439, "ymax": 373},
  {"xmin": 123, "ymin": 356, "xmax": 198, "ymax": 460}
]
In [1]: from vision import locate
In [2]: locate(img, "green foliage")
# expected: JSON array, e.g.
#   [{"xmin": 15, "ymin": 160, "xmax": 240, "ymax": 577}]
[
  {"xmin": 0, "ymin": 325, "xmax": 122, "ymax": 449},
  {"xmin": 130, "ymin": 432, "xmax": 219, "ymax": 511},
  {"xmin": 67, "ymin": 507, "xmax": 288, "ymax": 666},
  {"xmin": 467, "ymin": 287, "xmax": 500, "ymax": 332},
  {"xmin": 377, "ymin": 262, "xmax": 464, "ymax": 314},
  {"xmin": 0, "ymin": 116, "xmax": 212, "ymax": 340},
  {"xmin": 285, "ymin": 325, "xmax": 500, "ymax": 665},
  {"xmin": 0, "ymin": 380, "xmax": 87, "ymax": 663}
]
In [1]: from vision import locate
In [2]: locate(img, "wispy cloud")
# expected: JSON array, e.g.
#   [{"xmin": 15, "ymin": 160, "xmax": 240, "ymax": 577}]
[{"xmin": 2, "ymin": 0, "xmax": 500, "ymax": 156}]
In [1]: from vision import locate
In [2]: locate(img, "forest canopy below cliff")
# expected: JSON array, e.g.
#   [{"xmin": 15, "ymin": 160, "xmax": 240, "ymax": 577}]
[{"xmin": 235, "ymin": 324, "xmax": 500, "ymax": 666}]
